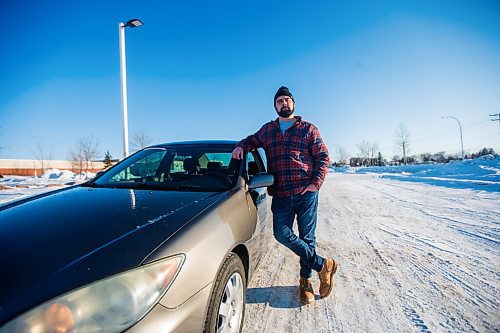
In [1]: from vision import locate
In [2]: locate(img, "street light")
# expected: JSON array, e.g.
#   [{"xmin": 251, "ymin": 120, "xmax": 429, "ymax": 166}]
[
  {"xmin": 119, "ymin": 19, "xmax": 143, "ymax": 158},
  {"xmin": 442, "ymin": 116, "xmax": 464, "ymax": 159}
]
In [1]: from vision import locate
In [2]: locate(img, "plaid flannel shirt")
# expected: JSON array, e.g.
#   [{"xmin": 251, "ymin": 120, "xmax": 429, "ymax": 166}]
[{"xmin": 237, "ymin": 116, "xmax": 330, "ymax": 197}]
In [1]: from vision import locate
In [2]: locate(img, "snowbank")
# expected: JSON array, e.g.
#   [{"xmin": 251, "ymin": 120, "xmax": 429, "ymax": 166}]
[
  {"xmin": 39, "ymin": 168, "xmax": 96, "ymax": 180},
  {"xmin": 0, "ymin": 169, "xmax": 95, "ymax": 204},
  {"xmin": 339, "ymin": 156, "xmax": 500, "ymax": 192}
]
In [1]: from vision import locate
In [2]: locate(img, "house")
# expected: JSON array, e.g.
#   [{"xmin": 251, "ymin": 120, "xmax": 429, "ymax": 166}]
[{"xmin": 349, "ymin": 157, "xmax": 378, "ymax": 167}]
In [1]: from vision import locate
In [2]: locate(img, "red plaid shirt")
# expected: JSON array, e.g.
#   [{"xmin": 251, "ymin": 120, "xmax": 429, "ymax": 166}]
[{"xmin": 237, "ymin": 116, "xmax": 330, "ymax": 197}]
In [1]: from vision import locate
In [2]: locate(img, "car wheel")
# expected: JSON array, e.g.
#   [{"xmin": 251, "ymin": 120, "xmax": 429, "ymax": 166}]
[{"xmin": 204, "ymin": 252, "xmax": 246, "ymax": 333}]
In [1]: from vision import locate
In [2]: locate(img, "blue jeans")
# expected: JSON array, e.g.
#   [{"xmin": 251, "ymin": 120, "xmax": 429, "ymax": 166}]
[{"xmin": 271, "ymin": 191, "xmax": 325, "ymax": 278}]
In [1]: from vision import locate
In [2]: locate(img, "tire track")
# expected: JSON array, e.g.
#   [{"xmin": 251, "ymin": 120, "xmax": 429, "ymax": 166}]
[{"xmin": 242, "ymin": 174, "xmax": 499, "ymax": 332}]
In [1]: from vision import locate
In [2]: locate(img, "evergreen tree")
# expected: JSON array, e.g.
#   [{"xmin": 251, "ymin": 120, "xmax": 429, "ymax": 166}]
[
  {"xmin": 377, "ymin": 152, "xmax": 384, "ymax": 166},
  {"xmin": 103, "ymin": 150, "xmax": 114, "ymax": 169}
]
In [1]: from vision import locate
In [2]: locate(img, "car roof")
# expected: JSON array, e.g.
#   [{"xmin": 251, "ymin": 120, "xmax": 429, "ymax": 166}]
[{"xmin": 149, "ymin": 140, "xmax": 239, "ymax": 149}]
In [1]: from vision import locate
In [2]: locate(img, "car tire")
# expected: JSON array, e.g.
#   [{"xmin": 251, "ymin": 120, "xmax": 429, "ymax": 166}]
[{"xmin": 204, "ymin": 252, "xmax": 246, "ymax": 333}]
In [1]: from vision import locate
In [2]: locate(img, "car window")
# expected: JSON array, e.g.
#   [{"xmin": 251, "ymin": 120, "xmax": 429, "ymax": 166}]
[
  {"xmin": 257, "ymin": 148, "xmax": 267, "ymax": 172},
  {"xmin": 203, "ymin": 153, "xmax": 233, "ymax": 168},
  {"xmin": 246, "ymin": 152, "xmax": 255, "ymax": 178},
  {"xmin": 247, "ymin": 151, "xmax": 266, "ymax": 179},
  {"xmin": 111, "ymin": 150, "xmax": 167, "ymax": 182},
  {"xmin": 170, "ymin": 155, "xmax": 193, "ymax": 173},
  {"xmin": 92, "ymin": 146, "xmax": 240, "ymax": 192}
]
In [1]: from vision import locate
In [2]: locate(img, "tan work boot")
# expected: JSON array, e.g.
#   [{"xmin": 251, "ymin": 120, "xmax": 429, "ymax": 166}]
[
  {"xmin": 318, "ymin": 258, "xmax": 338, "ymax": 298},
  {"xmin": 299, "ymin": 277, "xmax": 315, "ymax": 305}
]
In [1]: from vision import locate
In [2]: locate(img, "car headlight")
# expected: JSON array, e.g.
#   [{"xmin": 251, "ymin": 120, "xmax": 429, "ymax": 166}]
[{"xmin": 1, "ymin": 255, "xmax": 184, "ymax": 333}]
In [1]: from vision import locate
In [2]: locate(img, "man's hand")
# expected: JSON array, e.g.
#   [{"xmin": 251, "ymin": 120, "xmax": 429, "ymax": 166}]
[
  {"xmin": 232, "ymin": 147, "xmax": 244, "ymax": 160},
  {"xmin": 300, "ymin": 184, "xmax": 318, "ymax": 195}
]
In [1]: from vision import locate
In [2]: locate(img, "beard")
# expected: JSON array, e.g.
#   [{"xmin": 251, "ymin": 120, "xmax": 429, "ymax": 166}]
[{"xmin": 276, "ymin": 106, "xmax": 294, "ymax": 118}]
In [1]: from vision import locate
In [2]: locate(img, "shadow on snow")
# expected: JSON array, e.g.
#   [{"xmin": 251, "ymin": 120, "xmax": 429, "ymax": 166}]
[{"xmin": 246, "ymin": 285, "xmax": 313, "ymax": 308}]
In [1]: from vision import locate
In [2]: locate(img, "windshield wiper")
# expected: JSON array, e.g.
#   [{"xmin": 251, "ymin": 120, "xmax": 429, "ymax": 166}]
[{"xmin": 81, "ymin": 182, "xmax": 103, "ymax": 188}]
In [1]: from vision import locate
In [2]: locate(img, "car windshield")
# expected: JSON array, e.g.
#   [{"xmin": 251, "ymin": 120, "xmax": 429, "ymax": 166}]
[{"xmin": 89, "ymin": 145, "xmax": 241, "ymax": 192}]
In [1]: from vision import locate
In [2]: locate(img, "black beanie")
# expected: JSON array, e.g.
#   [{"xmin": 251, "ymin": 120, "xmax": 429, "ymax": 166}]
[{"xmin": 274, "ymin": 86, "xmax": 294, "ymax": 104}]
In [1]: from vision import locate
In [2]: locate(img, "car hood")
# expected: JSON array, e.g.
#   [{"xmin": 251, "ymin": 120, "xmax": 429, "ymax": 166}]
[{"xmin": 0, "ymin": 186, "xmax": 224, "ymax": 325}]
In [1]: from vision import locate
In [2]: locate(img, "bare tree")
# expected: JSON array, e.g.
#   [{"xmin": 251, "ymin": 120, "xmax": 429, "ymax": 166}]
[
  {"xmin": 33, "ymin": 141, "xmax": 46, "ymax": 175},
  {"xmin": 131, "ymin": 130, "xmax": 153, "ymax": 152},
  {"xmin": 396, "ymin": 123, "xmax": 410, "ymax": 165},
  {"xmin": 69, "ymin": 136, "xmax": 101, "ymax": 178},
  {"xmin": 335, "ymin": 145, "xmax": 350, "ymax": 166},
  {"xmin": 82, "ymin": 136, "xmax": 101, "ymax": 176},
  {"xmin": 357, "ymin": 140, "xmax": 379, "ymax": 166},
  {"xmin": 69, "ymin": 146, "xmax": 85, "ymax": 175},
  {"xmin": 358, "ymin": 140, "xmax": 371, "ymax": 159},
  {"xmin": 32, "ymin": 136, "xmax": 52, "ymax": 175},
  {"xmin": 368, "ymin": 142, "xmax": 379, "ymax": 162}
]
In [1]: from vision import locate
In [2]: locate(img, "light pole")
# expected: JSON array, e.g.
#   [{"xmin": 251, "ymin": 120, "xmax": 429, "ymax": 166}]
[
  {"xmin": 442, "ymin": 116, "xmax": 464, "ymax": 159},
  {"xmin": 119, "ymin": 19, "xmax": 143, "ymax": 158}
]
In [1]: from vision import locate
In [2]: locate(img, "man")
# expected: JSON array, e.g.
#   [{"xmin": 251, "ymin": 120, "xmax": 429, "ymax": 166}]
[{"xmin": 232, "ymin": 86, "xmax": 337, "ymax": 305}]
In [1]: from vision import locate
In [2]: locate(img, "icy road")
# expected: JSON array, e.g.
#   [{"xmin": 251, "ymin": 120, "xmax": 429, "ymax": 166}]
[{"xmin": 243, "ymin": 173, "xmax": 499, "ymax": 333}]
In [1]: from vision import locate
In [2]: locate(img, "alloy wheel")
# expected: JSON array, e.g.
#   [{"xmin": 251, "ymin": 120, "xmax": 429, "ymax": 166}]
[{"xmin": 216, "ymin": 272, "xmax": 244, "ymax": 333}]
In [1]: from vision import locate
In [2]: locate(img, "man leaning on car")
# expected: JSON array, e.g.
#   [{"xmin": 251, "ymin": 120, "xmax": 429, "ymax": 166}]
[{"xmin": 232, "ymin": 85, "xmax": 337, "ymax": 305}]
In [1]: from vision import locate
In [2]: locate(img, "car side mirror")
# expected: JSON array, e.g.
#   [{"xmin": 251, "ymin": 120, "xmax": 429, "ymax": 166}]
[
  {"xmin": 94, "ymin": 171, "xmax": 104, "ymax": 178},
  {"xmin": 248, "ymin": 173, "xmax": 274, "ymax": 189}
]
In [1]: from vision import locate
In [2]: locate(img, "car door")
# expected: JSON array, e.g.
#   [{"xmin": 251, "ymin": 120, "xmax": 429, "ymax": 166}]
[{"xmin": 245, "ymin": 149, "xmax": 272, "ymax": 274}]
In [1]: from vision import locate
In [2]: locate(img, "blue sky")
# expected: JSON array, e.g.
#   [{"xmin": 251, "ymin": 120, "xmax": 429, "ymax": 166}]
[{"xmin": 1, "ymin": 0, "xmax": 499, "ymax": 162}]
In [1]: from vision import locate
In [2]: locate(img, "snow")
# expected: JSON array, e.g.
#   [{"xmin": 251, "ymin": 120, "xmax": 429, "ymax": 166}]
[
  {"xmin": 243, "ymin": 173, "xmax": 499, "ymax": 332},
  {"xmin": 334, "ymin": 155, "xmax": 500, "ymax": 192},
  {"xmin": 1, "ymin": 158, "xmax": 499, "ymax": 332},
  {"xmin": 0, "ymin": 169, "xmax": 94, "ymax": 204}
]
